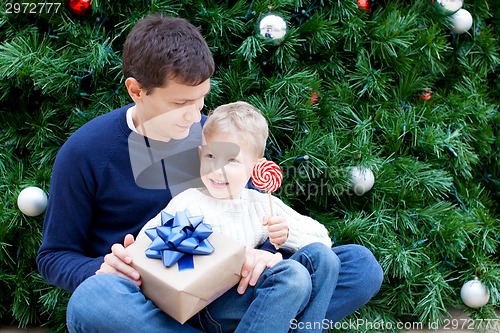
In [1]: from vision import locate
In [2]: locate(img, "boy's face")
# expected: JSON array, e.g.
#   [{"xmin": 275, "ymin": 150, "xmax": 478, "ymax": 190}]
[
  {"xmin": 199, "ymin": 133, "xmax": 261, "ymax": 200},
  {"xmin": 127, "ymin": 78, "xmax": 211, "ymax": 141}
]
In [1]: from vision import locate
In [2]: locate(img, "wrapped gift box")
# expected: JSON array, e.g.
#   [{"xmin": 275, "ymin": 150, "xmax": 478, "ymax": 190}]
[{"xmin": 127, "ymin": 230, "xmax": 246, "ymax": 324}]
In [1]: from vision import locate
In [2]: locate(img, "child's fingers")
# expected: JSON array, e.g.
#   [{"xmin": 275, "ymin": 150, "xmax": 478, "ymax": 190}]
[
  {"xmin": 269, "ymin": 230, "xmax": 288, "ymax": 241},
  {"xmin": 266, "ymin": 252, "xmax": 283, "ymax": 268},
  {"xmin": 267, "ymin": 223, "xmax": 285, "ymax": 233},
  {"xmin": 267, "ymin": 216, "xmax": 286, "ymax": 225}
]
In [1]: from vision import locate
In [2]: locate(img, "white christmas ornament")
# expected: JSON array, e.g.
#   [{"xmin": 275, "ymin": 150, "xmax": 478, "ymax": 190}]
[
  {"xmin": 348, "ymin": 167, "xmax": 375, "ymax": 196},
  {"xmin": 436, "ymin": 0, "xmax": 463, "ymax": 12},
  {"xmin": 451, "ymin": 9, "xmax": 473, "ymax": 34},
  {"xmin": 460, "ymin": 277, "xmax": 490, "ymax": 308},
  {"xmin": 258, "ymin": 14, "xmax": 287, "ymax": 40},
  {"xmin": 17, "ymin": 186, "xmax": 48, "ymax": 217}
]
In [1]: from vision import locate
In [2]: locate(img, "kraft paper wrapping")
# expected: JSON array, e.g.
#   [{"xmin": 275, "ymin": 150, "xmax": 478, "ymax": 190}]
[{"xmin": 127, "ymin": 231, "xmax": 246, "ymax": 324}]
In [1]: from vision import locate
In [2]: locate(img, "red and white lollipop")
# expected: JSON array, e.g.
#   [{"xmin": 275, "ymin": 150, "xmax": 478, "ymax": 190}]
[
  {"xmin": 252, "ymin": 160, "xmax": 283, "ymax": 193},
  {"xmin": 252, "ymin": 160, "xmax": 283, "ymax": 249},
  {"xmin": 252, "ymin": 160, "xmax": 283, "ymax": 215}
]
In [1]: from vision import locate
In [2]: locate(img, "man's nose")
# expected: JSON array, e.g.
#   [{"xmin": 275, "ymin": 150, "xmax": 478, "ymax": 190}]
[{"xmin": 184, "ymin": 101, "xmax": 202, "ymax": 122}]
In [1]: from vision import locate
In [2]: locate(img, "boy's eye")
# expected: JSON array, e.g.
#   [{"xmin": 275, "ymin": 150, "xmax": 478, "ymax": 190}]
[
  {"xmin": 228, "ymin": 158, "xmax": 239, "ymax": 163},
  {"xmin": 204, "ymin": 154, "xmax": 214, "ymax": 159},
  {"xmin": 174, "ymin": 101, "xmax": 187, "ymax": 106}
]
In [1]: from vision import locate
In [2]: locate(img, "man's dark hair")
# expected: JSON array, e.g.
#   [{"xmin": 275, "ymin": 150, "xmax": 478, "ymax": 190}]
[{"xmin": 122, "ymin": 15, "xmax": 215, "ymax": 94}]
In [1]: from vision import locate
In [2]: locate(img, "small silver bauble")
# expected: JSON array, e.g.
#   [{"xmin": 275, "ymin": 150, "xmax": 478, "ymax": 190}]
[
  {"xmin": 17, "ymin": 186, "xmax": 48, "ymax": 216},
  {"xmin": 436, "ymin": 0, "xmax": 463, "ymax": 12},
  {"xmin": 451, "ymin": 8, "xmax": 473, "ymax": 34},
  {"xmin": 460, "ymin": 277, "xmax": 490, "ymax": 308},
  {"xmin": 348, "ymin": 167, "xmax": 375, "ymax": 196},
  {"xmin": 258, "ymin": 14, "xmax": 287, "ymax": 40}
]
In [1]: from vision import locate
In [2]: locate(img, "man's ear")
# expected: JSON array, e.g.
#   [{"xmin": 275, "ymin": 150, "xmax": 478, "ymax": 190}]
[{"xmin": 125, "ymin": 77, "xmax": 143, "ymax": 103}]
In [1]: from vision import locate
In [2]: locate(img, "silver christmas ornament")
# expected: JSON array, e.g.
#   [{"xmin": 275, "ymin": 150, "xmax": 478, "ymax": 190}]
[
  {"xmin": 436, "ymin": 0, "xmax": 463, "ymax": 12},
  {"xmin": 348, "ymin": 167, "xmax": 375, "ymax": 196},
  {"xmin": 460, "ymin": 277, "xmax": 490, "ymax": 308},
  {"xmin": 451, "ymin": 9, "xmax": 473, "ymax": 34},
  {"xmin": 258, "ymin": 14, "xmax": 287, "ymax": 40},
  {"xmin": 17, "ymin": 186, "xmax": 48, "ymax": 216}
]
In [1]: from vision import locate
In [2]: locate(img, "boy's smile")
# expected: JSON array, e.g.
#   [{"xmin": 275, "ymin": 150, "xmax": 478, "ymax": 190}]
[{"xmin": 199, "ymin": 135, "xmax": 261, "ymax": 200}]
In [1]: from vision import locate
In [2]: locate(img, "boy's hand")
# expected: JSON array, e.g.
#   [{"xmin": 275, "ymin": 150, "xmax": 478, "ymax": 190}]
[
  {"xmin": 262, "ymin": 215, "xmax": 289, "ymax": 247},
  {"xmin": 238, "ymin": 248, "xmax": 282, "ymax": 294},
  {"xmin": 96, "ymin": 234, "xmax": 141, "ymax": 286}
]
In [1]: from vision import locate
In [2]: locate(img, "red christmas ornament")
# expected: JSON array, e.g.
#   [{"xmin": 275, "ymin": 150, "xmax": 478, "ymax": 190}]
[
  {"xmin": 310, "ymin": 91, "xmax": 319, "ymax": 105},
  {"xmin": 357, "ymin": 0, "xmax": 371, "ymax": 11},
  {"xmin": 68, "ymin": 0, "xmax": 91, "ymax": 16},
  {"xmin": 421, "ymin": 91, "xmax": 432, "ymax": 101}
]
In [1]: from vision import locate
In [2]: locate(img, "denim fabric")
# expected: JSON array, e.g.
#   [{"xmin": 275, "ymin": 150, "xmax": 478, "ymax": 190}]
[
  {"xmin": 66, "ymin": 244, "xmax": 382, "ymax": 333},
  {"xmin": 67, "ymin": 273, "xmax": 202, "ymax": 333},
  {"xmin": 326, "ymin": 244, "xmax": 383, "ymax": 322},
  {"xmin": 193, "ymin": 243, "xmax": 338, "ymax": 333}
]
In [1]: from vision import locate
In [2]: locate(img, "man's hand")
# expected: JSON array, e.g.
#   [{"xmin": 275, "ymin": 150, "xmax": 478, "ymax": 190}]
[
  {"xmin": 96, "ymin": 234, "xmax": 141, "ymax": 286},
  {"xmin": 262, "ymin": 215, "xmax": 289, "ymax": 247},
  {"xmin": 237, "ymin": 248, "xmax": 283, "ymax": 294}
]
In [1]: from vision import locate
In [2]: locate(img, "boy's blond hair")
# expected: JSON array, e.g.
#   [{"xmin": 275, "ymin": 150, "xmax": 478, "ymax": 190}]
[{"xmin": 203, "ymin": 101, "xmax": 269, "ymax": 158}]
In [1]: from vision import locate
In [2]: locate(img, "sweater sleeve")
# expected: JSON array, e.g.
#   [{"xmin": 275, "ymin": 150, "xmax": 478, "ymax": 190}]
[
  {"xmin": 36, "ymin": 139, "xmax": 103, "ymax": 292},
  {"xmin": 269, "ymin": 195, "xmax": 332, "ymax": 252}
]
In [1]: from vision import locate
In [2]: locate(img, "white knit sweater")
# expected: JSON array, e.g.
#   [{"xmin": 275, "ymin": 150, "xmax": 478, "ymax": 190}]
[{"xmin": 137, "ymin": 188, "xmax": 331, "ymax": 252}]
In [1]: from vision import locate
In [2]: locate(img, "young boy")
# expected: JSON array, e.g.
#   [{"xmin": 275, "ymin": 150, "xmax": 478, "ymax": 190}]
[{"xmin": 137, "ymin": 101, "xmax": 337, "ymax": 332}]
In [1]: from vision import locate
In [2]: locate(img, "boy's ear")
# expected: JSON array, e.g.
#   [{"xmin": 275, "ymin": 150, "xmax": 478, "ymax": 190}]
[
  {"xmin": 251, "ymin": 157, "xmax": 266, "ymax": 168},
  {"xmin": 125, "ymin": 77, "xmax": 143, "ymax": 103},
  {"xmin": 198, "ymin": 146, "xmax": 202, "ymax": 157}
]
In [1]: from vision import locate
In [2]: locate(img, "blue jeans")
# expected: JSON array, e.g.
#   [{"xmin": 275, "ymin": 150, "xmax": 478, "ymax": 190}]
[
  {"xmin": 67, "ymin": 244, "xmax": 382, "ymax": 333},
  {"xmin": 192, "ymin": 242, "xmax": 338, "ymax": 333}
]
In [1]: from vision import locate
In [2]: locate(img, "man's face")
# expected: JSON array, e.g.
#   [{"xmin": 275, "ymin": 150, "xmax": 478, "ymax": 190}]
[{"xmin": 132, "ymin": 78, "xmax": 211, "ymax": 142}]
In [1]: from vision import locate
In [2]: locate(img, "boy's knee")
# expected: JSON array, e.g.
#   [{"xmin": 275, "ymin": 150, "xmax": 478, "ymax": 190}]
[
  {"xmin": 296, "ymin": 243, "xmax": 341, "ymax": 274},
  {"xmin": 288, "ymin": 261, "xmax": 314, "ymax": 306},
  {"xmin": 277, "ymin": 260, "xmax": 313, "ymax": 294}
]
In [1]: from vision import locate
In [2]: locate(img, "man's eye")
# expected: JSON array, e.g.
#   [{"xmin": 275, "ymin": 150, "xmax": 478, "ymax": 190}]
[
  {"xmin": 228, "ymin": 158, "xmax": 239, "ymax": 163},
  {"xmin": 174, "ymin": 101, "xmax": 187, "ymax": 106},
  {"xmin": 204, "ymin": 154, "xmax": 214, "ymax": 159}
]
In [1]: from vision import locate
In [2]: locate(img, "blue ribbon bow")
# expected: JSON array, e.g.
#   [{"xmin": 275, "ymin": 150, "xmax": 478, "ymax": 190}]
[{"xmin": 145, "ymin": 209, "xmax": 214, "ymax": 271}]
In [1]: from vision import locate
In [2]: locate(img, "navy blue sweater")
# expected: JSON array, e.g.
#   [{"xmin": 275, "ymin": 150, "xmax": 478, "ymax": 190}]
[{"xmin": 37, "ymin": 104, "xmax": 207, "ymax": 292}]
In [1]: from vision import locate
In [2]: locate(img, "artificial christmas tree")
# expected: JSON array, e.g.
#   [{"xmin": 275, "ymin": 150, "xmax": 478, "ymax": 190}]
[{"xmin": 1, "ymin": 0, "xmax": 498, "ymax": 332}]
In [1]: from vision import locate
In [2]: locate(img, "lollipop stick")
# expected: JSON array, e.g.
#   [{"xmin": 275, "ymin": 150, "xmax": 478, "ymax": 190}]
[
  {"xmin": 267, "ymin": 192, "xmax": 279, "ymax": 249},
  {"xmin": 268, "ymin": 192, "xmax": 274, "ymax": 216}
]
